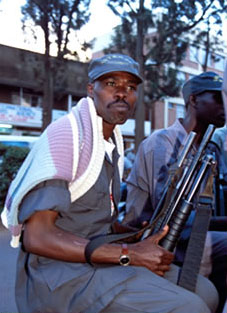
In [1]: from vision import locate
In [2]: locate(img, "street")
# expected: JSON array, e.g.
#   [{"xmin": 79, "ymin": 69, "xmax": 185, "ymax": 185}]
[{"xmin": 0, "ymin": 221, "xmax": 18, "ymax": 313}]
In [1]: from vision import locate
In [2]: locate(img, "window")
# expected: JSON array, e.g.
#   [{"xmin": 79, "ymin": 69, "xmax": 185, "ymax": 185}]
[
  {"xmin": 214, "ymin": 55, "xmax": 225, "ymax": 71},
  {"xmin": 177, "ymin": 71, "xmax": 187, "ymax": 84},
  {"xmin": 11, "ymin": 92, "xmax": 42, "ymax": 108},
  {"xmin": 168, "ymin": 102, "xmax": 185, "ymax": 119},
  {"xmin": 168, "ymin": 102, "xmax": 174, "ymax": 109},
  {"xmin": 176, "ymin": 104, "xmax": 185, "ymax": 119},
  {"xmin": 207, "ymin": 53, "xmax": 212, "ymax": 67},
  {"xmin": 189, "ymin": 46, "xmax": 199, "ymax": 62},
  {"xmin": 199, "ymin": 50, "xmax": 212, "ymax": 67}
]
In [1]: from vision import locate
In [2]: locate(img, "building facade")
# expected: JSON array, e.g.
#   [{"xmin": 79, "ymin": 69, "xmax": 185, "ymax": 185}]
[
  {"xmin": 0, "ymin": 43, "xmax": 226, "ymax": 146},
  {"xmin": 92, "ymin": 31, "xmax": 227, "ymax": 134},
  {"xmin": 0, "ymin": 44, "xmax": 88, "ymax": 136},
  {"xmin": 0, "ymin": 44, "xmax": 152, "ymax": 150}
]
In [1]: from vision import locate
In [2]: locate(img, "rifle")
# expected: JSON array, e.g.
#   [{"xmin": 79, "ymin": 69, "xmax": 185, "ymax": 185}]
[{"xmin": 141, "ymin": 124, "xmax": 217, "ymax": 252}]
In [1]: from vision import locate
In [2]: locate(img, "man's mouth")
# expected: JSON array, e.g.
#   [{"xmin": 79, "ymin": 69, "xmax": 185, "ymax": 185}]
[
  {"xmin": 110, "ymin": 102, "xmax": 130, "ymax": 111},
  {"xmin": 114, "ymin": 104, "xmax": 129, "ymax": 110}
]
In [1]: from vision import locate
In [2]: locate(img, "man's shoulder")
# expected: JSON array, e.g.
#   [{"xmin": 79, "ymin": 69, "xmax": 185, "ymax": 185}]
[
  {"xmin": 214, "ymin": 126, "xmax": 227, "ymax": 138},
  {"xmin": 143, "ymin": 120, "xmax": 182, "ymax": 147},
  {"xmin": 212, "ymin": 127, "xmax": 227, "ymax": 146}
]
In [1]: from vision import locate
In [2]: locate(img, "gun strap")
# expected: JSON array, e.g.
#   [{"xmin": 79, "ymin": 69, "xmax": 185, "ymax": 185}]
[
  {"xmin": 177, "ymin": 196, "xmax": 212, "ymax": 292},
  {"xmin": 84, "ymin": 227, "xmax": 146, "ymax": 265}
]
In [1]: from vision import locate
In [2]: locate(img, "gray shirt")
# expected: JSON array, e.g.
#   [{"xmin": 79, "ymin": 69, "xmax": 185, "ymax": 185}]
[
  {"xmin": 16, "ymin": 151, "xmax": 136, "ymax": 313},
  {"xmin": 212, "ymin": 125, "xmax": 227, "ymax": 180},
  {"xmin": 124, "ymin": 119, "xmax": 189, "ymax": 226}
]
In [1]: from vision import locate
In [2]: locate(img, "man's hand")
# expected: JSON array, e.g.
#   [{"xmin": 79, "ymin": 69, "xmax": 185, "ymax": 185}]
[{"xmin": 129, "ymin": 226, "xmax": 174, "ymax": 276}]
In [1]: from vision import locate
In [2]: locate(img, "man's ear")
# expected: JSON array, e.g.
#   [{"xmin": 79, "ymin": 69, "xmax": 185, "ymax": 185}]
[
  {"xmin": 87, "ymin": 83, "xmax": 94, "ymax": 98},
  {"xmin": 189, "ymin": 95, "xmax": 197, "ymax": 109}
]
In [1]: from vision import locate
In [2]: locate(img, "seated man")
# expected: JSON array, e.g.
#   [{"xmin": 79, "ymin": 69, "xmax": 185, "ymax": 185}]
[
  {"xmin": 124, "ymin": 72, "xmax": 227, "ymax": 313},
  {"xmin": 2, "ymin": 55, "xmax": 218, "ymax": 313}
]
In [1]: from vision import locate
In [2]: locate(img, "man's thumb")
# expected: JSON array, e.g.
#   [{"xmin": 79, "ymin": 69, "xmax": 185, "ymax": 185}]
[{"xmin": 152, "ymin": 225, "xmax": 169, "ymax": 244}]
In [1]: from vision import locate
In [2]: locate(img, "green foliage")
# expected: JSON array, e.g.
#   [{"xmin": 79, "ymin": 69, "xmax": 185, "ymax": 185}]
[
  {"xmin": 106, "ymin": 0, "xmax": 186, "ymax": 103},
  {"xmin": 0, "ymin": 144, "xmax": 29, "ymax": 210},
  {"xmin": 104, "ymin": 21, "xmax": 137, "ymax": 59},
  {"xmin": 21, "ymin": 0, "xmax": 92, "ymax": 60},
  {"xmin": 106, "ymin": 0, "xmax": 227, "ymax": 103},
  {"xmin": 190, "ymin": 18, "xmax": 225, "ymax": 72},
  {"xmin": 105, "ymin": 0, "xmax": 226, "ymax": 147},
  {"xmin": 21, "ymin": 0, "xmax": 92, "ymax": 130}
]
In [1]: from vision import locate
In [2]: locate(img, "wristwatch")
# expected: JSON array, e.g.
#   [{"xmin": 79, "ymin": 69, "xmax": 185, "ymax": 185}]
[{"xmin": 119, "ymin": 243, "xmax": 131, "ymax": 266}]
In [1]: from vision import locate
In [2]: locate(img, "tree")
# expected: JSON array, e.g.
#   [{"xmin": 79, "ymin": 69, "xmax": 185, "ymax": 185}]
[
  {"xmin": 190, "ymin": 8, "xmax": 226, "ymax": 72},
  {"xmin": 106, "ymin": 0, "xmax": 227, "ymax": 150},
  {"xmin": 0, "ymin": 145, "xmax": 29, "ymax": 210},
  {"xmin": 107, "ymin": 0, "xmax": 154, "ymax": 150},
  {"xmin": 21, "ymin": 0, "xmax": 91, "ymax": 131}
]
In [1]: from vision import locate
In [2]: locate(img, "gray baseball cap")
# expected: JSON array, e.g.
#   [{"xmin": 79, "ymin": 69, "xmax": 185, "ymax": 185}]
[
  {"xmin": 182, "ymin": 71, "xmax": 223, "ymax": 103},
  {"xmin": 88, "ymin": 53, "xmax": 143, "ymax": 84}
]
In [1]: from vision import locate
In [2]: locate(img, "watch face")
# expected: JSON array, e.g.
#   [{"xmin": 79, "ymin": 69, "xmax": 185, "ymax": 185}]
[{"xmin": 119, "ymin": 255, "xmax": 130, "ymax": 266}]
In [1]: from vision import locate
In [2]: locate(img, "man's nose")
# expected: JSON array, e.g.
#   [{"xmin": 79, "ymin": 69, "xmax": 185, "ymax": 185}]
[{"xmin": 115, "ymin": 85, "xmax": 127, "ymax": 98}]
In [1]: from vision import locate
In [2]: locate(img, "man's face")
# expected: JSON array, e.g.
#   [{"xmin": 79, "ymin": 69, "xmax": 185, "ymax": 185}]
[
  {"xmin": 195, "ymin": 91, "xmax": 225, "ymax": 128},
  {"xmin": 87, "ymin": 71, "xmax": 139, "ymax": 125}
]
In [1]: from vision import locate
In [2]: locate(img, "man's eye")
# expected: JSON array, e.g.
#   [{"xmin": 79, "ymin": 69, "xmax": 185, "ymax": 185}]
[
  {"xmin": 106, "ymin": 81, "xmax": 115, "ymax": 86},
  {"xmin": 128, "ymin": 85, "xmax": 137, "ymax": 91}
]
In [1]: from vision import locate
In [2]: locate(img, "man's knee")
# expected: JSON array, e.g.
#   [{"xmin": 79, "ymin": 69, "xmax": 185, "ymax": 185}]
[
  {"xmin": 195, "ymin": 274, "xmax": 219, "ymax": 313},
  {"xmin": 187, "ymin": 294, "xmax": 211, "ymax": 313}
]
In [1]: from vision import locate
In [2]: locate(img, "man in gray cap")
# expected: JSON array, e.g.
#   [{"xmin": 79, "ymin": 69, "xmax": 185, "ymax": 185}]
[
  {"xmin": 2, "ymin": 56, "xmax": 218, "ymax": 313},
  {"xmin": 124, "ymin": 71, "xmax": 227, "ymax": 313}
]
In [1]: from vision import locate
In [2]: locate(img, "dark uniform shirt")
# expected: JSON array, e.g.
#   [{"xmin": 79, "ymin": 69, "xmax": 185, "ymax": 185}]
[{"xmin": 16, "ymin": 150, "xmax": 135, "ymax": 313}]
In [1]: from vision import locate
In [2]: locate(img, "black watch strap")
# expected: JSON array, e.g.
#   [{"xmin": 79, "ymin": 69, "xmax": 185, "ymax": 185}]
[{"xmin": 84, "ymin": 232, "xmax": 136, "ymax": 265}]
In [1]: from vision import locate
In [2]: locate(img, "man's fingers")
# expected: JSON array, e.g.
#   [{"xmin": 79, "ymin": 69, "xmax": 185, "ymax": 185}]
[
  {"xmin": 157, "ymin": 264, "xmax": 171, "ymax": 272},
  {"xmin": 141, "ymin": 221, "xmax": 149, "ymax": 227},
  {"xmin": 153, "ymin": 264, "xmax": 171, "ymax": 276},
  {"xmin": 156, "ymin": 270, "xmax": 164, "ymax": 276},
  {"xmin": 148, "ymin": 225, "xmax": 169, "ymax": 244}
]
